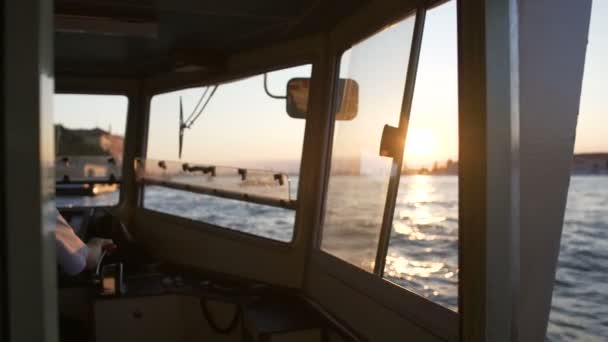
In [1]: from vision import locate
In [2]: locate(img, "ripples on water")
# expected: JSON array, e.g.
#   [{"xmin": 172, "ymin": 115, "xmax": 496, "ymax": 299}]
[
  {"xmin": 385, "ymin": 175, "xmax": 459, "ymax": 310},
  {"xmin": 58, "ymin": 175, "xmax": 607, "ymax": 339},
  {"xmin": 144, "ymin": 186, "xmax": 296, "ymax": 242},
  {"xmin": 547, "ymin": 176, "xmax": 608, "ymax": 341}
]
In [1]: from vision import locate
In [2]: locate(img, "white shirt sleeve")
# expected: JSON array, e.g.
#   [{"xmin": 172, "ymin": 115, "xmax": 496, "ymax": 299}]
[{"xmin": 55, "ymin": 211, "xmax": 89, "ymax": 275}]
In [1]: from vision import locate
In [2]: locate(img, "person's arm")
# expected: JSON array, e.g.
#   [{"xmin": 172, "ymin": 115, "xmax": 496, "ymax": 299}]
[
  {"xmin": 55, "ymin": 213, "xmax": 88, "ymax": 275},
  {"xmin": 55, "ymin": 212, "xmax": 114, "ymax": 275}
]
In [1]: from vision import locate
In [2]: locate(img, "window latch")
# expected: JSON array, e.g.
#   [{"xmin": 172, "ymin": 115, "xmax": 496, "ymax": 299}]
[{"xmin": 379, "ymin": 124, "xmax": 404, "ymax": 159}]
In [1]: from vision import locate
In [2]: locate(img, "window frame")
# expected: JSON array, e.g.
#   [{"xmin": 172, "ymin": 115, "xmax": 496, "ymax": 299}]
[
  {"xmin": 53, "ymin": 91, "xmax": 131, "ymax": 210},
  {"xmin": 139, "ymin": 62, "xmax": 314, "ymax": 246},
  {"xmin": 309, "ymin": 5, "xmax": 459, "ymax": 340}
]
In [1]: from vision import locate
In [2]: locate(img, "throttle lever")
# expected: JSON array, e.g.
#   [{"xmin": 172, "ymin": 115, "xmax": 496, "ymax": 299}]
[
  {"xmin": 95, "ymin": 243, "xmax": 118, "ymax": 278},
  {"xmin": 93, "ymin": 243, "xmax": 123, "ymax": 296}
]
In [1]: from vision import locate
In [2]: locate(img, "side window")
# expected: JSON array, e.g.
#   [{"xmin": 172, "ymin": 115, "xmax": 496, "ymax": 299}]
[
  {"xmin": 143, "ymin": 65, "xmax": 311, "ymax": 242},
  {"xmin": 382, "ymin": 1, "xmax": 458, "ymax": 311},
  {"xmin": 54, "ymin": 94, "xmax": 128, "ymax": 208},
  {"xmin": 321, "ymin": 1, "xmax": 458, "ymax": 311},
  {"xmin": 321, "ymin": 15, "xmax": 417, "ymax": 272}
]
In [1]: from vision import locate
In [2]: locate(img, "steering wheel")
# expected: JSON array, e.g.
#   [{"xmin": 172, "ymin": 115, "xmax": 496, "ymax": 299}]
[
  {"xmin": 80, "ymin": 208, "xmax": 134, "ymax": 246},
  {"xmin": 75, "ymin": 208, "xmax": 95, "ymax": 242}
]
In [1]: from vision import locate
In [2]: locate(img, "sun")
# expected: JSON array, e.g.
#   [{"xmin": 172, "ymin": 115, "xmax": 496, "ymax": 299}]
[{"xmin": 404, "ymin": 129, "xmax": 436, "ymax": 164}]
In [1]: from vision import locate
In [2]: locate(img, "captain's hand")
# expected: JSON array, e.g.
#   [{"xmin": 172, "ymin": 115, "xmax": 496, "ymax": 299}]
[{"xmin": 85, "ymin": 238, "xmax": 114, "ymax": 271}]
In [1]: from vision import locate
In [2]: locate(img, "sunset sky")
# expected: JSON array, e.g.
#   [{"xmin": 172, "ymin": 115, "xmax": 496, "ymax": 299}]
[{"xmin": 55, "ymin": 1, "xmax": 606, "ymax": 170}]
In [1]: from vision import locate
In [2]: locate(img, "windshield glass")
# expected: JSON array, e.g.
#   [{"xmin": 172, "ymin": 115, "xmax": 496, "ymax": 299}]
[
  {"xmin": 54, "ymin": 94, "xmax": 128, "ymax": 207},
  {"xmin": 144, "ymin": 65, "xmax": 311, "ymax": 242}
]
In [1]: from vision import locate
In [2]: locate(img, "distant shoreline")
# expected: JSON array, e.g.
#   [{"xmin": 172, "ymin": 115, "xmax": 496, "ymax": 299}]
[
  {"xmin": 403, "ymin": 153, "xmax": 608, "ymax": 176},
  {"xmin": 53, "ymin": 126, "xmax": 608, "ymax": 176}
]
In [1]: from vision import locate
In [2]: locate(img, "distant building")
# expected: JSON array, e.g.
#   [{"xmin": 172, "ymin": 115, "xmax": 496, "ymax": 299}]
[
  {"xmin": 54, "ymin": 125, "xmax": 124, "ymax": 180},
  {"xmin": 571, "ymin": 153, "xmax": 608, "ymax": 174},
  {"xmin": 404, "ymin": 159, "xmax": 458, "ymax": 175},
  {"xmin": 55, "ymin": 125, "xmax": 124, "ymax": 162},
  {"xmin": 432, "ymin": 159, "xmax": 458, "ymax": 175}
]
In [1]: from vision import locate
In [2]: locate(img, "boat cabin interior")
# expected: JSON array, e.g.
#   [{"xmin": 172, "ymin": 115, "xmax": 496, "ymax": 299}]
[{"xmin": 0, "ymin": 0, "xmax": 596, "ymax": 341}]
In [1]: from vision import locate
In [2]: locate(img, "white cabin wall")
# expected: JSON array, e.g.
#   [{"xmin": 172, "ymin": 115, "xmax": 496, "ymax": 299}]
[
  {"xmin": 517, "ymin": 1, "xmax": 592, "ymax": 340},
  {"xmin": 134, "ymin": 209, "xmax": 303, "ymax": 287},
  {"xmin": 307, "ymin": 267, "xmax": 445, "ymax": 341}
]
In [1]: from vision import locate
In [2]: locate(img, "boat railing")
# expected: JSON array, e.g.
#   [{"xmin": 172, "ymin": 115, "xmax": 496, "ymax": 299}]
[
  {"xmin": 134, "ymin": 158, "xmax": 296, "ymax": 210},
  {"xmin": 55, "ymin": 155, "xmax": 122, "ymax": 185}
]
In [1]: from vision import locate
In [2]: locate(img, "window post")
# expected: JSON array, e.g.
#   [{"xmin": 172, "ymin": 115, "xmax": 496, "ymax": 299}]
[
  {"xmin": 3, "ymin": 0, "xmax": 58, "ymax": 340},
  {"xmin": 374, "ymin": 7, "xmax": 427, "ymax": 276}
]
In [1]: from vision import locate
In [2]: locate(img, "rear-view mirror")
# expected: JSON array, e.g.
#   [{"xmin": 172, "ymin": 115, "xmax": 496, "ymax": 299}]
[{"xmin": 286, "ymin": 78, "xmax": 359, "ymax": 120}]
